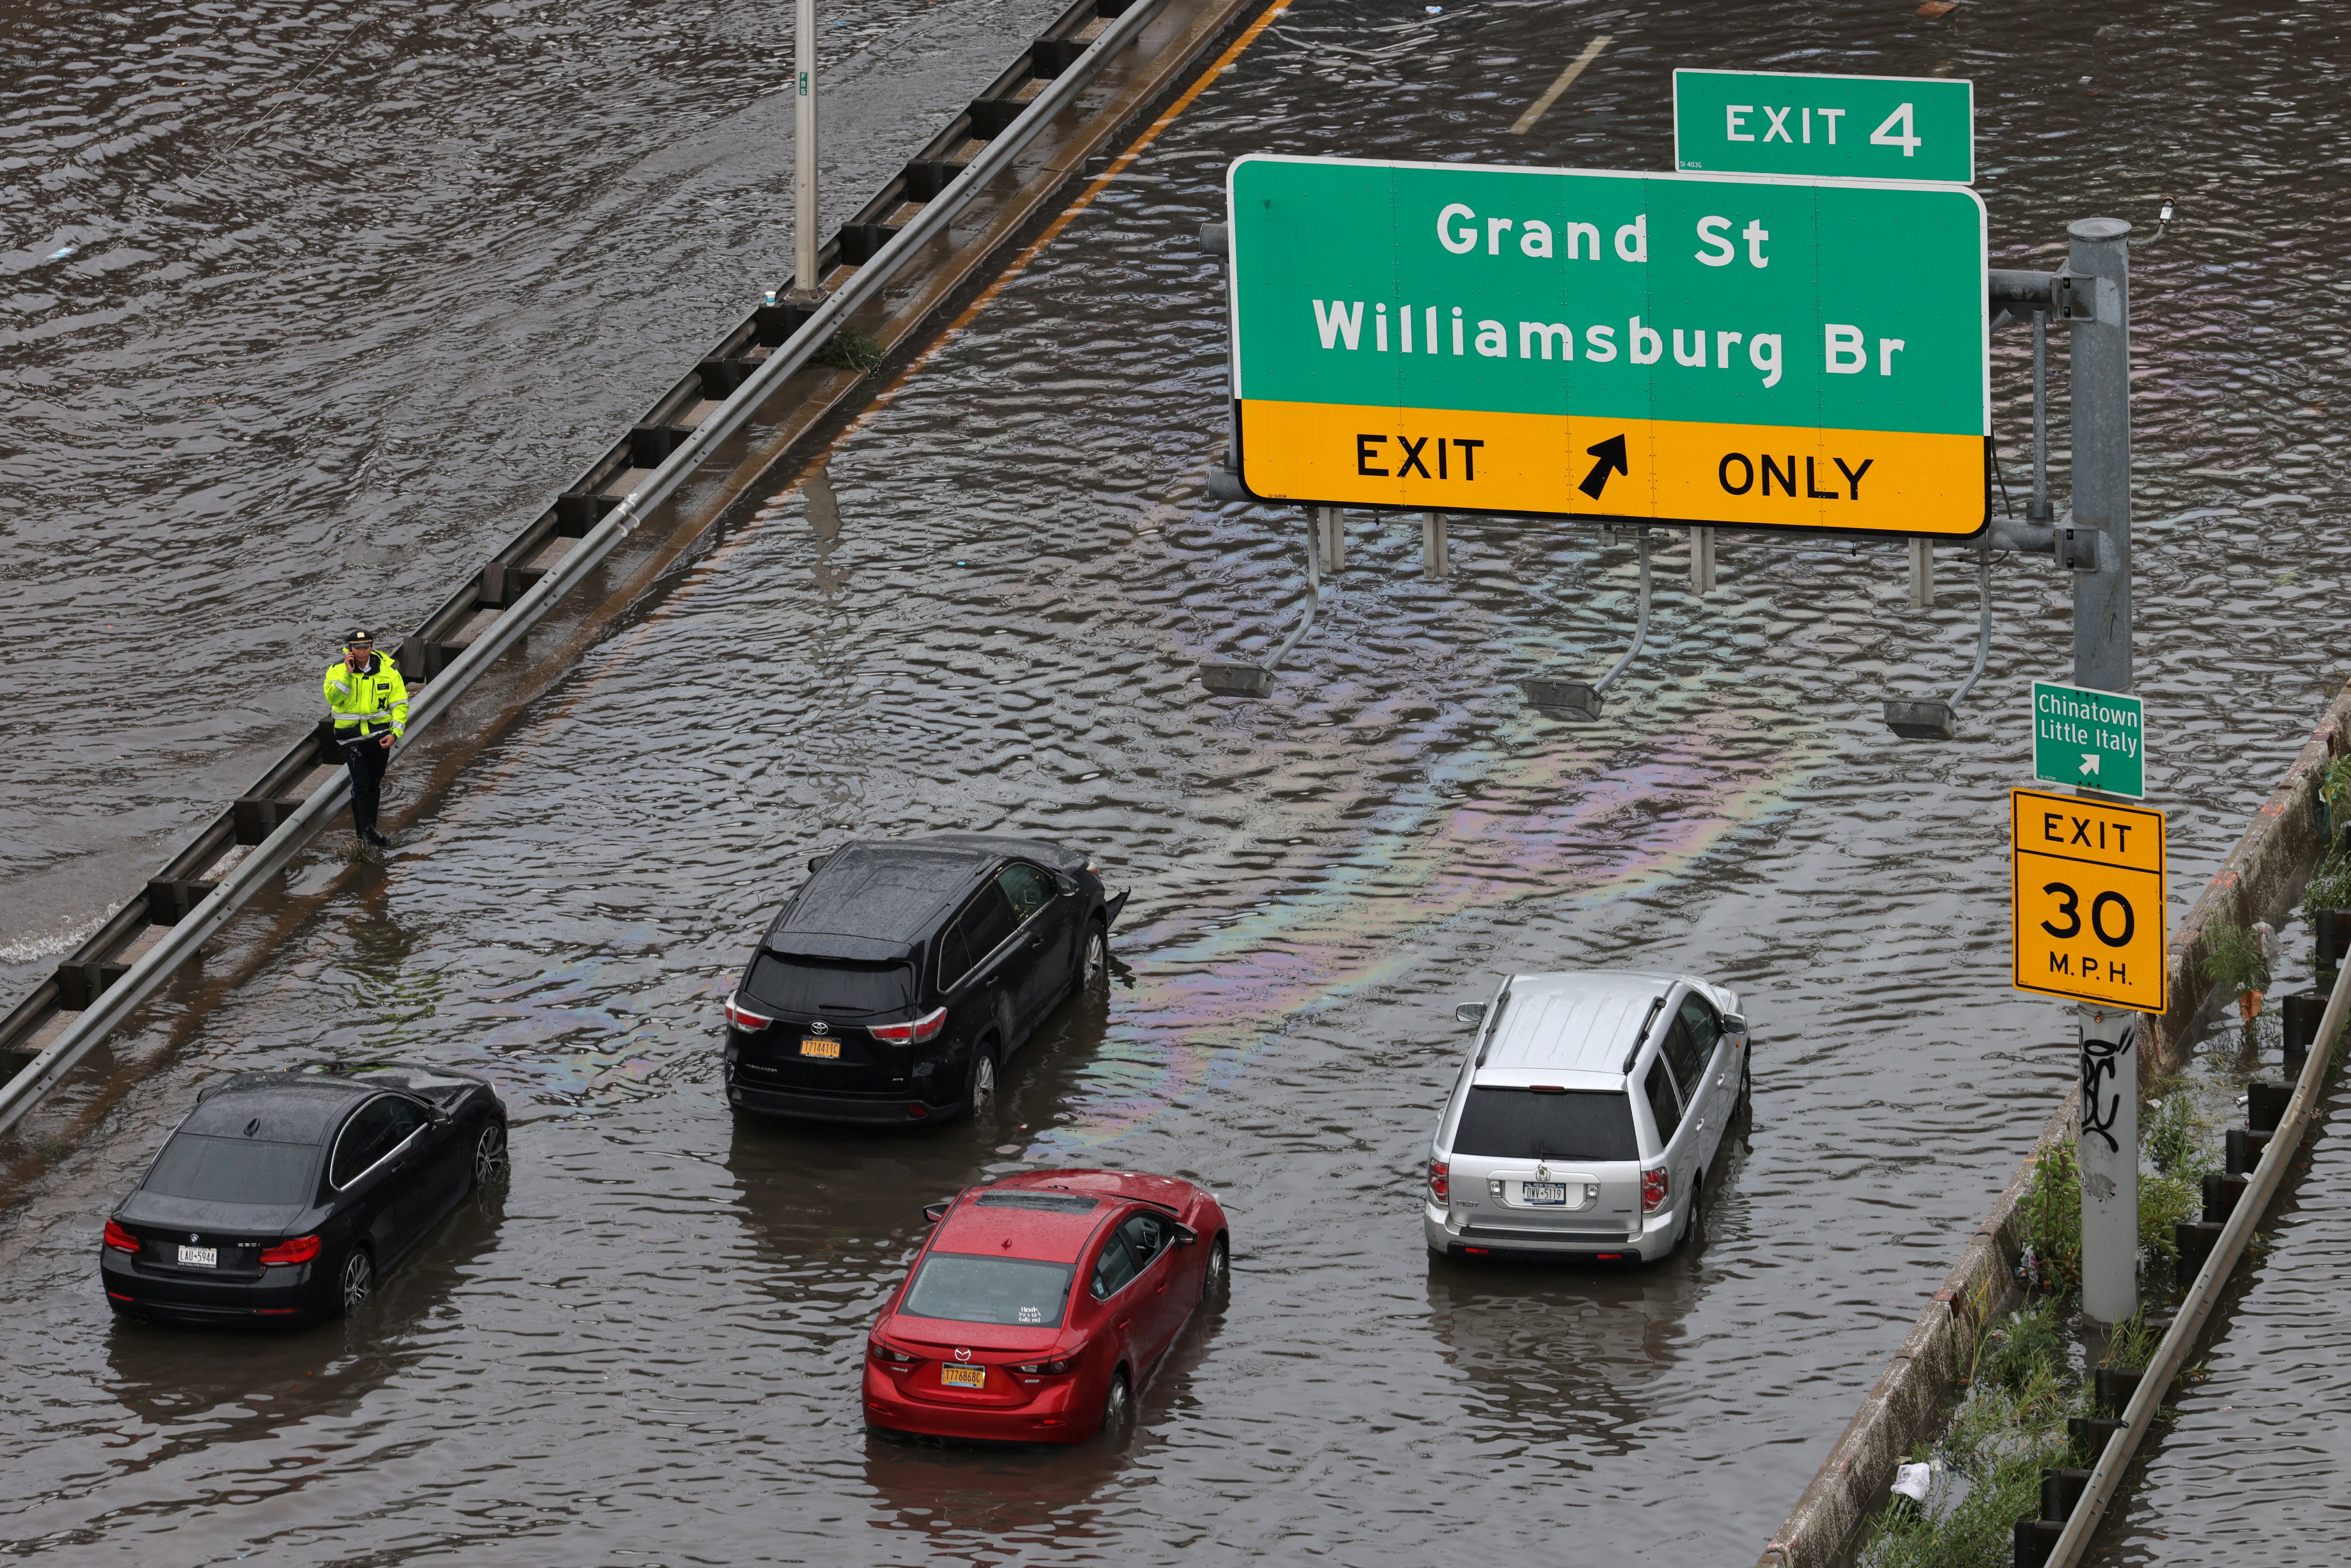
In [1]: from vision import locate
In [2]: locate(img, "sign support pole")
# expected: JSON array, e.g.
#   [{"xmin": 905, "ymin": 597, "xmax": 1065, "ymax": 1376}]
[
  {"xmin": 792, "ymin": 0, "xmax": 822, "ymax": 299},
  {"xmin": 2064, "ymin": 218, "xmax": 2136, "ymax": 1324},
  {"xmin": 2068, "ymin": 218, "xmax": 2132, "ymax": 694},
  {"xmin": 2078, "ymin": 1006, "xmax": 2139, "ymax": 1324}
]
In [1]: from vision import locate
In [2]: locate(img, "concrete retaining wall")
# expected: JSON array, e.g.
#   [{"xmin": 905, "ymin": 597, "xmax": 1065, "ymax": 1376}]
[
  {"xmin": 2147, "ymin": 683, "xmax": 2351, "ymax": 1074},
  {"xmin": 1753, "ymin": 678, "xmax": 2351, "ymax": 1568}
]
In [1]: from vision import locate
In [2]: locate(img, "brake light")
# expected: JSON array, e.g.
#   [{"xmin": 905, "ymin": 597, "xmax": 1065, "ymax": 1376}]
[
  {"xmin": 869, "ymin": 1007, "xmax": 948, "ymax": 1045},
  {"xmin": 259, "ymin": 1235, "xmax": 321, "ymax": 1266},
  {"xmin": 1641, "ymin": 1168, "xmax": 1669, "ymax": 1214},
  {"xmin": 1013, "ymin": 1357, "xmax": 1074, "ymax": 1375},
  {"xmin": 870, "ymin": 1341, "xmax": 919, "ymax": 1364},
  {"xmin": 103, "ymin": 1221, "xmax": 138, "ymax": 1253},
  {"xmin": 1428, "ymin": 1159, "xmax": 1449, "ymax": 1203},
  {"xmin": 723, "ymin": 994, "xmax": 774, "ymax": 1031}
]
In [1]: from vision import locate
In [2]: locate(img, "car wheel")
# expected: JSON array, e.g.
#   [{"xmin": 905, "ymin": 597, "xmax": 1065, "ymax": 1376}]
[
  {"xmin": 471, "ymin": 1120, "xmax": 510, "ymax": 1186},
  {"xmin": 1201, "ymin": 1232, "xmax": 1229, "ymax": 1302},
  {"xmin": 963, "ymin": 1045, "xmax": 998, "ymax": 1122},
  {"xmin": 1674, "ymin": 1174, "xmax": 1705, "ymax": 1256},
  {"xmin": 336, "ymin": 1247, "xmax": 374, "ymax": 1317},
  {"xmin": 1098, "ymin": 1367, "xmax": 1134, "ymax": 1444},
  {"xmin": 1081, "ymin": 923, "xmax": 1108, "ymax": 993}
]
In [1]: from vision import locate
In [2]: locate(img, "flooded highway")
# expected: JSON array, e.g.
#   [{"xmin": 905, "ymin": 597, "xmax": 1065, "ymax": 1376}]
[
  {"xmin": 7, "ymin": 0, "xmax": 2351, "ymax": 1562},
  {"xmin": 0, "ymin": 0, "xmax": 1074, "ymax": 982}
]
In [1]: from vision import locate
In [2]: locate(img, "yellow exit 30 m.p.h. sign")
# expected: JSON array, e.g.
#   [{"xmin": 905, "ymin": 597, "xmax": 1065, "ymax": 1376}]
[
  {"xmin": 1226, "ymin": 155, "xmax": 1989, "ymax": 536},
  {"xmin": 2010, "ymin": 788, "xmax": 2166, "ymax": 1013}
]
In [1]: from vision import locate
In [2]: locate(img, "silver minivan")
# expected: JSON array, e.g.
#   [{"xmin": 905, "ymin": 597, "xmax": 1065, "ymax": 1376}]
[{"xmin": 1422, "ymin": 970, "xmax": 1749, "ymax": 1263}]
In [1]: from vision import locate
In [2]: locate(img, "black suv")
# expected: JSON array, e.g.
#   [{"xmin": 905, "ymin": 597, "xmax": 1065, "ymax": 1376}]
[{"xmin": 722, "ymin": 834, "xmax": 1128, "ymax": 1124}]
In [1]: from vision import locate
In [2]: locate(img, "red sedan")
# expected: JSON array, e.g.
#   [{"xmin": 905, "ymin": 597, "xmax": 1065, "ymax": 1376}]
[{"xmin": 863, "ymin": 1168, "xmax": 1230, "ymax": 1444}]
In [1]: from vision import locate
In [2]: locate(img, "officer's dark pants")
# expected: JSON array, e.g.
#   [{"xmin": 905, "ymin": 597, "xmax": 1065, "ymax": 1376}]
[{"xmin": 342, "ymin": 737, "xmax": 390, "ymax": 835}]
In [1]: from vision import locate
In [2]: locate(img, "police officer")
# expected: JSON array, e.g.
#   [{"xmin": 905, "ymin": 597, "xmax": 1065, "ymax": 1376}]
[{"xmin": 323, "ymin": 630, "xmax": 408, "ymax": 847}]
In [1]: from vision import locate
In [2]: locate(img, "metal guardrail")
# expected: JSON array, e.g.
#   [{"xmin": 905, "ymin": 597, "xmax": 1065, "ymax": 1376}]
[
  {"xmin": 0, "ymin": 0, "xmax": 1174, "ymax": 1139},
  {"xmin": 2040, "ymin": 953, "xmax": 2350, "ymax": 1564}
]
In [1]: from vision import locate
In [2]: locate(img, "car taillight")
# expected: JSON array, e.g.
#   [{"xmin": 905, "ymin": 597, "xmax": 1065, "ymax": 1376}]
[
  {"xmin": 1013, "ymin": 1358, "xmax": 1075, "ymax": 1375},
  {"xmin": 259, "ymin": 1235, "xmax": 321, "ymax": 1265},
  {"xmin": 1641, "ymin": 1168, "xmax": 1669, "ymax": 1214},
  {"xmin": 1428, "ymin": 1159, "xmax": 1449, "ymax": 1203},
  {"xmin": 723, "ymin": 994, "xmax": 774, "ymax": 1031},
  {"xmin": 869, "ymin": 1006, "xmax": 948, "ymax": 1045},
  {"xmin": 103, "ymin": 1221, "xmax": 138, "ymax": 1253},
  {"xmin": 870, "ymin": 1341, "xmax": 919, "ymax": 1364}
]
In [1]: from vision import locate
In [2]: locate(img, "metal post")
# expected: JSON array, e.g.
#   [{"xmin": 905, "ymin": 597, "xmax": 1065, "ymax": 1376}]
[
  {"xmin": 1907, "ymin": 538, "xmax": 1934, "ymax": 608},
  {"xmin": 2068, "ymin": 218, "xmax": 2132, "ymax": 693},
  {"xmin": 2028, "ymin": 309, "xmax": 2053, "ymax": 522},
  {"xmin": 2077, "ymin": 1007, "xmax": 2139, "ymax": 1324},
  {"xmin": 1690, "ymin": 526, "xmax": 1716, "ymax": 595},
  {"xmin": 1316, "ymin": 505, "xmax": 1344, "ymax": 574},
  {"xmin": 793, "ymin": 0, "xmax": 821, "ymax": 297},
  {"xmin": 1422, "ymin": 512, "xmax": 1449, "ymax": 577}
]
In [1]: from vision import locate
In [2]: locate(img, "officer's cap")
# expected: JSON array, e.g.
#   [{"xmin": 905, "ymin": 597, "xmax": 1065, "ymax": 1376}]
[{"xmin": 343, "ymin": 629, "xmax": 375, "ymax": 647}]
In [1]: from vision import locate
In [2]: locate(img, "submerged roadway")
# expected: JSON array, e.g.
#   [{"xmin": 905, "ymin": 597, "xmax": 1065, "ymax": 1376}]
[{"xmin": 5, "ymin": 0, "xmax": 2350, "ymax": 1561}]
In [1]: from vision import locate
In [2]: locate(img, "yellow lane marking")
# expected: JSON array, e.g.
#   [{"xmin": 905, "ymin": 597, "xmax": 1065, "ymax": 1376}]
[
  {"xmin": 1509, "ymin": 35, "xmax": 1613, "ymax": 135},
  {"xmin": 871, "ymin": 0, "xmax": 1301, "ymax": 405}
]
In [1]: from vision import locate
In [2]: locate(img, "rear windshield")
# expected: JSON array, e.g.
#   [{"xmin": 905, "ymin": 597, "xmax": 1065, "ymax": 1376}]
[
  {"xmin": 1451, "ymin": 1088, "xmax": 1639, "ymax": 1162},
  {"xmin": 144, "ymin": 1134, "xmax": 317, "ymax": 1206},
  {"xmin": 745, "ymin": 953, "xmax": 913, "ymax": 1016},
  {"xmin": 901, "ymin": 1252, "xmax": 1076, "ymax": 1327}
]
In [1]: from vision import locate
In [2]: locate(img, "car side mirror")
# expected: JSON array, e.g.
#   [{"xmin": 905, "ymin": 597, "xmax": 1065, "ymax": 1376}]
[
  {"xmin": 1172, "ymin": 1224, "xmax": 1199, "ymax": 1247},
  {"xmin": 1455, "ymin": 1003, "xmax": 1487, "ymax": 1025},
  {"xmin": 1055, "ymin": 874, "xmax": 1078, "ymax": 897},
  {"xmin": 1722, "ymin": 1013, "xmax": 1748, "ymax": 1038},
  {"xmin": 922, "ymin": 1200, "xmax": 950, "ymax": 1223}
]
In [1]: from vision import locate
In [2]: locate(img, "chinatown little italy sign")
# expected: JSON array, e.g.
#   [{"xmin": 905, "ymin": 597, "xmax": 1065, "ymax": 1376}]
[{"xmin": 1224, "ymin": 154, "xmax": 1989, "ymax": 536}]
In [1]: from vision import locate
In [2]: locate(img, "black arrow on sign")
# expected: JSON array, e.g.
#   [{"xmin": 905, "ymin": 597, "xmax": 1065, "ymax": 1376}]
[{"xmin": 1578, "ymin": 434, "xmax": 1629, "ymax": 500}]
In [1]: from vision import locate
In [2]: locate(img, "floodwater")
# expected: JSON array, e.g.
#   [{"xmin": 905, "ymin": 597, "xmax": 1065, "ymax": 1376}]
[
  {"xmin": 0, "ymin": 0, "xmax": 1075, "ymax": 980},
  {"xmin": 2084, "ymin": 958, "xmax": 2351, "ymax": 1566},
  {"xmin": 5, "ymin": 0, "xmax": 2351, "ymax": 1562}
]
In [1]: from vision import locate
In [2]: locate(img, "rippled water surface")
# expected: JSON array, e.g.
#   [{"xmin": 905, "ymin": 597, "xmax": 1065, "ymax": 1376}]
[{"xmin": 6, "ymin": 0, "xmax": 2351, "ymax": 1562}]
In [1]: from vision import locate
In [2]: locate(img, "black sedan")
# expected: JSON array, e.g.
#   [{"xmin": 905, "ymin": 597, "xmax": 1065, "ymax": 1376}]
[
  {"xmin": 102, "ymin": 1062, "xmax": 508, "ymax": 1326},
  {"xmin": 724, "ymin": 833, "xmax": 1128, "ymax": 1124}
]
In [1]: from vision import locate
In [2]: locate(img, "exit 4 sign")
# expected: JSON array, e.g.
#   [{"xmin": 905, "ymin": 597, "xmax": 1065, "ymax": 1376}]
[
  {"xmin": 1674, "ymin": 71, "xmax": 1974, "ymax": 185},
  {"xmin": 2033, "ymin": 681, "xmax": 2145, "ymax": 799}
]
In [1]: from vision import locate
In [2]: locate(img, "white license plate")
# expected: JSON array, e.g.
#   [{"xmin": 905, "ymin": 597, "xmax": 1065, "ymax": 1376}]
[
  {"xmin": 177, "ymin": 1245, "xmax": 218, "ymax": 1268},
  {"xmin": 1521, "ymin": 1183, "xmax": 1568, "ymax": 1206}
]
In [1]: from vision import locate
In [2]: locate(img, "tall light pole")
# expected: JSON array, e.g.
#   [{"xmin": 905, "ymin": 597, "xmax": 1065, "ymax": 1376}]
[{"xmin": 793, "ymin": 0, "xmax": 821, "ymax": 300}]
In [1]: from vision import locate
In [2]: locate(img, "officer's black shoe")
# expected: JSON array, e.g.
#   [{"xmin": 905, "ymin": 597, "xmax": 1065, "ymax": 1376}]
[{"xmin": 362, "ymin": 827, "xmax": 393, "ymax": 848}]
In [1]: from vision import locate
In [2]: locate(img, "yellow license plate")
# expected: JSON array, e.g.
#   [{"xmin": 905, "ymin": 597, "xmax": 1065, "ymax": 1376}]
[
  {"xmin": 799, "ymin": 1038, "xmax": 840, "ymax": 1059},
  {"xmin": 940, "ymin": 1364, "xmax": 986, "ymax": 1389}
]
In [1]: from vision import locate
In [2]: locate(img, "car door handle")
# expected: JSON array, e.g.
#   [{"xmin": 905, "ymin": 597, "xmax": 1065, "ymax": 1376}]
[{"xmin": 1117, "ymin": 1318, "xmax": 1132, "ymax": 1332}]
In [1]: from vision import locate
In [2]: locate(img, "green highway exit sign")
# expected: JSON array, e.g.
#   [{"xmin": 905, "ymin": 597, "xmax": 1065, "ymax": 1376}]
[
  {"xmin": 1225, "ymin": 153, "xmax": 1988, "ymax": 536},
  {"xmin": 1674, "ymin": 71, "xmax": 1974, "ymax": 184},
  {"xmin": 2033, "ymin": 681, "xmax": 2145, "ymax": 799}
]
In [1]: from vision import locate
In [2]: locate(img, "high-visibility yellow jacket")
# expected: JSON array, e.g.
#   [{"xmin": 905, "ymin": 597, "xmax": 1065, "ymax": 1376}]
[{"xmin": 324, "ymin": 653, "xmax": 408, "ymax": 742}]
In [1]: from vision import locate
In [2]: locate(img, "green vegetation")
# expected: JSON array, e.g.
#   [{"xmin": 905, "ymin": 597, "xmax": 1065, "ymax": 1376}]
[
  {"xmin": 2200, "ymin": 919, "xmax": 2270, "ymax": 1003},
  {"xmin": 817, "ymin": 326, "xmax": 885, "ymax": 371},
  {"xmin": 2320, "ymin": 753, "xmax": 2351, "ymax": 822},
  {"xmin": 2016, "ymin": 1147, "xmax": 2082, "ymax": 1296},
  {"xmin": 1860, "ymin": 1303, "xmax": 2080, "ymax": 1568},
  {"xmin": 2100, "ymin": 1309, "xmax": 2160, "ymax": 1374},
  {"xmin": 1865, "ymin": 1084, "xmax": 2224, "ymax": 1567}
]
